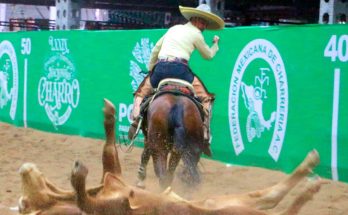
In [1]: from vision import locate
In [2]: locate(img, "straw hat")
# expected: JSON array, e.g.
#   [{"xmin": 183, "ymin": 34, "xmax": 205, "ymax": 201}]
[{"xmin": 179, "ymin": 4, "xmax": 225, "ymax": 30}]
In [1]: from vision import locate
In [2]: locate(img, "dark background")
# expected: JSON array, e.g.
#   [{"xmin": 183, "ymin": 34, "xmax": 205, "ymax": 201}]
[{"xmin": 0, "ymin": 0, "xmax": 321, "ymax": 30}]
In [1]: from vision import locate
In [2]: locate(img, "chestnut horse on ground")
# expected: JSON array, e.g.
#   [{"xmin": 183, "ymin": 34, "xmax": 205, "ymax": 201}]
[{"xmin": 136, "ymin": 84, "xmax": 209, "ymax": 189}]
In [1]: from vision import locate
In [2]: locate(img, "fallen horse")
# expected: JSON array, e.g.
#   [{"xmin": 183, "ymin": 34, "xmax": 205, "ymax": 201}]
[{"xmin": 18, "ymin": 99, "xmax": 324, "ymax": 215}]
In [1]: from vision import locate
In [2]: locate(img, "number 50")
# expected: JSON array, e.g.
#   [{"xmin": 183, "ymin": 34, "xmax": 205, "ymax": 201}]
[
  {"xmin": 324, "ymin": 35, "xmax": 348, "ymax": 62},
  {"xmin": 21, "ymin": 38, "xmax": 31, "ymax": 55}
]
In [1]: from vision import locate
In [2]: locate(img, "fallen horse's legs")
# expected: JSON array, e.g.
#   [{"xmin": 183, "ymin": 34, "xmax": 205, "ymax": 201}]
[
  {"xmin": 245, "ymin": 150, "xmax": 320, "ymax": 210},
  {"xmin": 192, "ymin": 150, "xmax": 320, "ymax": 211}
]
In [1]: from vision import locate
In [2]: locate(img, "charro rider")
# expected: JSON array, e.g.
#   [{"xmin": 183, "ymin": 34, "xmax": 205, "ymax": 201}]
[{"xmin": 129, "ymin": 3, "xmax": 224, "ymax": 148}]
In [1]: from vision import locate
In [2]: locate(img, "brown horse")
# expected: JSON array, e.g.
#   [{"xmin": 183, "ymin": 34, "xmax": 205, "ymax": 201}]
[{"xmin": 136, "ymin": 83, "xmax": 209, "ymax": 189}]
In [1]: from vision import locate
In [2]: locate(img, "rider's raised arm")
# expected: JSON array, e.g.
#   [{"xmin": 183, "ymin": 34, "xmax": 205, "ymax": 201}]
[
  {"xmin": 193, "ymin": 33, "xmax": 219, "ymax": 60},
  {"xmin": 148, "ymin": 36, "xmax": 164, "ymax": 71}
]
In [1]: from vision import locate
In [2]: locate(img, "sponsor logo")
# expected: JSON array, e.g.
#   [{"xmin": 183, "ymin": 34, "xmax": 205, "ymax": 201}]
[
  {"xmin": 38, "ymin": 36, "xmax": 80, "ymax": 127},
  {"xmin": 117, "ymin": 38, "xmax": 154, "ymax": 142},
  {"xmin": 0, "ymin": 40, "xmax": 18, "ymax": 120},
  {"xmin": 129, "ymin": 38, "xmax": 154, "ymax": 92},
  {"xmin": 228, "ymin": 39, "xmax": 288, "ymax": 161}
]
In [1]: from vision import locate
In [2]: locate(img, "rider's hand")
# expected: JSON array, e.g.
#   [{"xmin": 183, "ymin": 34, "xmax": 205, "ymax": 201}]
[{"xmin": 213, "ymin": 35, "xmax": 220, "ymax": 44}]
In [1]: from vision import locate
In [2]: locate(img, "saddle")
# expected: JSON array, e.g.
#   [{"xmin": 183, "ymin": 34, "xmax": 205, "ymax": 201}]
[{"xmin": 139, "ymin": 78, "xmax": 205, "ymax": 120}]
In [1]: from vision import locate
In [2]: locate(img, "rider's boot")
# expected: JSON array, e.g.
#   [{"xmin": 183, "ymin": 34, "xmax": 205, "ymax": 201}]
[
  {"xmin": 192, "ymin": 76, "xmax": 214, "ymax": 156},
  {"xmin": 128, "ymin": 95, "xmax": 143, "ymax": 140},
  {"xmin": 202, "ymin": 99, "xmax": 213, "ymax": 156},
  {"xmin": 203, "ymin": 113, "xmax": 211, "ymax": 145},
  {"xmin": 128, "ymin": 76, "xmax": 154, "ymax": 140}
]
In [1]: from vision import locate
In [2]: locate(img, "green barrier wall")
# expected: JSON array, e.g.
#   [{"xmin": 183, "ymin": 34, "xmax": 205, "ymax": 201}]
[{"xmin": 0, "ymin": 25, "xmax": 347, "ymax": 182}]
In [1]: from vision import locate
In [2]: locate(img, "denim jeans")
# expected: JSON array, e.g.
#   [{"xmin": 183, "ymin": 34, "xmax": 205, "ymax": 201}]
[{"xmin": 150, "ymin": 61, "xmax": 194, "ymax": 88}]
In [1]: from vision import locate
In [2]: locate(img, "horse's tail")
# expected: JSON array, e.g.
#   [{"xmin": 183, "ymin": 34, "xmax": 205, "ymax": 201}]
[
  {"xmin": 170, "ymin": 103, "xmax": 186, "ymax": 154},
  {"xmin": 170, "ymin": 101, "xmax": 201, "ymax": 185}
]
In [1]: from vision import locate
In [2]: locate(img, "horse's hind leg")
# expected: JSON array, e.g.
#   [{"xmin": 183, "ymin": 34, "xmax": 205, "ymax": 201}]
[
  {"xmin": 152, "ymin": 149, "xmax": 169, "ymax": 189},
  {"xmin": 172, "ymin": 120, "xmax": 201, "ymax": 187},
  {"xmin": 136, "ymin": 146, "xmax": 152, "ymax": 188},
  {"xmin": 166, "ymin": 151, "xmax": 181, "ymax": 186},
  {"xmin": 180, "ymin": 147, "xmax": 201, "ymax": 187},
  {"xmin": 242, "ymin": 150, "xmax": 320, "ymax": 210}
]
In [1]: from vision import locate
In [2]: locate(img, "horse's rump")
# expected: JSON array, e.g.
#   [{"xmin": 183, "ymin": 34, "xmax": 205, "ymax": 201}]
[{"xmin": 141, "ymin": 90, "xmax": 205, "ymax": 188}]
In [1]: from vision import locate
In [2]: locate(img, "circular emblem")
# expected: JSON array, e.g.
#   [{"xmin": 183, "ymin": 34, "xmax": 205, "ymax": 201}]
[
  {"xmin": 228, "ymin": 39, "xmax": 288, "ymax": 161},
  {"xmin": 0, "ymin": 40, "xmax": 18, "ymax": 120}
]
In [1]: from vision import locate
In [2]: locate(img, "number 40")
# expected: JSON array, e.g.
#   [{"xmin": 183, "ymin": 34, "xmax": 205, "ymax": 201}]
[{"xmin": 324, "ymin": 35, "xmax": 348, "ymax": 62}]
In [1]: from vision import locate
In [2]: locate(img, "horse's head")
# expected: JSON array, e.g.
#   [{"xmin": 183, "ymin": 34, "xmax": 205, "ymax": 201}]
[{"xmin": 18, "ymin": 163, "xmax": 53, "ymax": 213}]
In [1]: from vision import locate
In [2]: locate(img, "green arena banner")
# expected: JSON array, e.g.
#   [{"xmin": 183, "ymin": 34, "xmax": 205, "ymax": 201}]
[{"xmin": 0, "ymin": 25, "xmax": 347, "ymax": 183}]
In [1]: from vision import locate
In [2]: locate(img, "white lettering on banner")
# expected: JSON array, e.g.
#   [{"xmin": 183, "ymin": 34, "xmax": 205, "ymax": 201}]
[
  {"xmin": 38, "ymin": 78, "xmax": 79, "ymax": 109},
  {"xmin": 49, "ymin": 36, "xmax": 70, "ymax": 55},
  {"xmin": 21, "ymin": 38, "xmax": 31, "ymax": 55},
  {"xmin": 228, "ymin": 39, "xmax": 289, "ymax": 161},
  {"xmin": 119, "ymin": 124, "xmax": 130, "ymax": 132},
  {"xmin": 324, "ymin": 35, "xmax": 348, "ymax": 62},
  {"xmin": 38, "ymin": 37, "xmax": 79, "ymax": 127},
  {"xmin": 0, "ymin": 40, "xmax": 18, "ymax": 120},
  {"xmin": 118, "ymin": 103, "xmax": 133, "ymax": 122}
]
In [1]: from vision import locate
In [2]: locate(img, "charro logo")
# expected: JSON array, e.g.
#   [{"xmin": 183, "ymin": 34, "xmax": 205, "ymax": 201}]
[
  {"xmin": 38, "ymin": 36, "xmax": 80, "ymax": 126},
  {"xmin": 0, "ymin": 40, "xmax": 18, "ymax": 120},
  {"xmin": 228, "ymin": 39, "xmax": 288, "ymax": 161},
  {"xmin": 129, "ymin": 38, "xmax": 154, "ymax": 91}
]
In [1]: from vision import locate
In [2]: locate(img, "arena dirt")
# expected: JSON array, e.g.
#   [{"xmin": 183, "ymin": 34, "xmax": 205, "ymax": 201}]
[{"xmin": 0, "ymin": 122, "xmax": 347, "ymax": 215}]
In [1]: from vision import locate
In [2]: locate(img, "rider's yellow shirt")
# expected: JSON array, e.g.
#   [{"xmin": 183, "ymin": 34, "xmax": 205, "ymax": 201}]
[{"xmin": 148, "ymin": 22, "xmax": 219, "ymax": 71}]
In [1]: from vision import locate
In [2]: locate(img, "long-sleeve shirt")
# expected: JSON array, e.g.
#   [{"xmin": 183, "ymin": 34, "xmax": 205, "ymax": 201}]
[{"xmin": 148, "ymin": 22, "xmax": 219, "ymax": 71}]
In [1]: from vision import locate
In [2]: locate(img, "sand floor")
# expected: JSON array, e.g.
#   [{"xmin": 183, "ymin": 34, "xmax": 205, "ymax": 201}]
[{"xmin": 0, "ymin": 122, "xmax": 347, "ymax": 215}]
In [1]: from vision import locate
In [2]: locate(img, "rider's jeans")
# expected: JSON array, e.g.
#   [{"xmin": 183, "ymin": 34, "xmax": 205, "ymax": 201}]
[{"xmin": 150, "ymin": 61, "xmax": 194, "ymax": 88}]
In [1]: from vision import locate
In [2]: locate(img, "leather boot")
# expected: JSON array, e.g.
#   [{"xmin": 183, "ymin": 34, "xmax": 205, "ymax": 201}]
[
  {"xmin": 202, "ymin": 98, "xmax": 213, "ymax": 141},
  {"xmin": 203, "ymin": 109, "xmax": 211, "ymax": 138},
  {"xmin": 128, "ymin": 96, "xmax": 143, "ymax": 140},
  {"xmin": 131, "ymin": 96, "xmax": 143, "ymax": 121},
  {"xmin": 201, "ymin": 108, "xmax": 212, "ymax": 156}
]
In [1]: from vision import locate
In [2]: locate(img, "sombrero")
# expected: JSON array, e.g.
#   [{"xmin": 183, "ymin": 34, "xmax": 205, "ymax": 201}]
[{"xmin": 179, "ymin": 4, "xmax": 225, "ymax": 30}]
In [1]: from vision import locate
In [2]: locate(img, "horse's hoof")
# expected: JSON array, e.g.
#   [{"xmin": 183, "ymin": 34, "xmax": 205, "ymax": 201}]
[
  {"xmin": 298, "ymin": 150, "xmax": 320, "ymax": 174},
  {"xmin": 304, "ymin": 150, "xmax": 320, "ymax": 169},
  {"xmin": 103, "ymin": 98, "xmax": 115, "ymax": 116}
]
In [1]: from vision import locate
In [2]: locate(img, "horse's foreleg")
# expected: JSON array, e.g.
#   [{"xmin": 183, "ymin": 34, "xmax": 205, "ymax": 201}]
[{"xmin": 136, "ymin": 147, "xmax": 152, "ymax": 189}]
